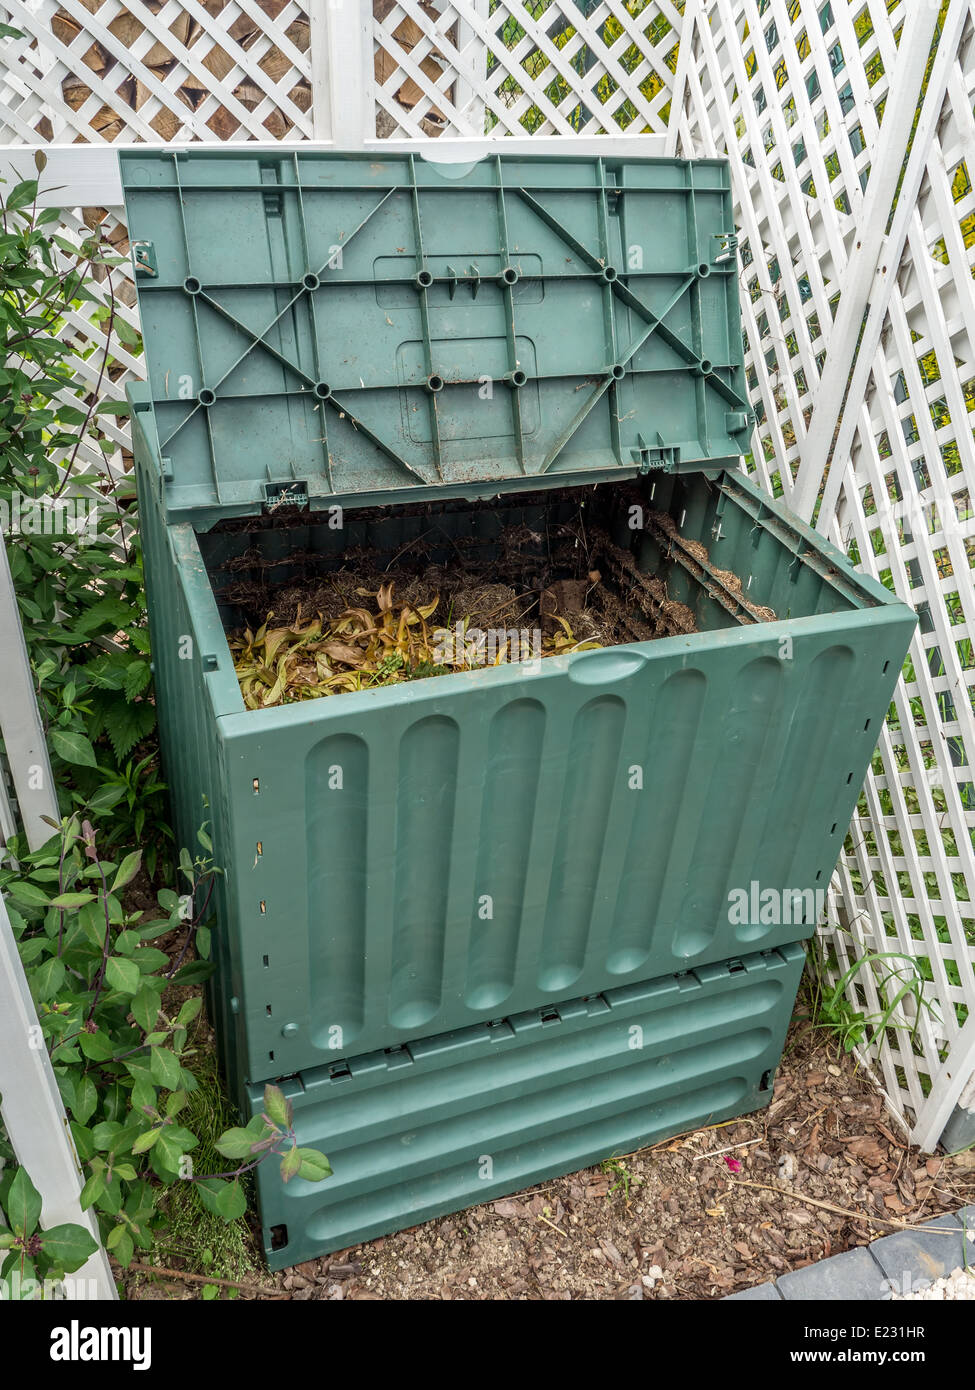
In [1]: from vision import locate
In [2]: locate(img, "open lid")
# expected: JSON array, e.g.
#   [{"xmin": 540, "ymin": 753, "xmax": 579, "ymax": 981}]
[{"xmin": 120, "ymin": 149, "xmax": 753, "ymax": 523}]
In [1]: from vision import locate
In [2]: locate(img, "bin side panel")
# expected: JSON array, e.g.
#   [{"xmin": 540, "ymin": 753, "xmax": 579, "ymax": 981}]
[
  {"xmin": 249, "ymin": 942, "xmax": 804, "ymax": 1269},
  {"xmin": 132, "ymin": 423, "xmax": 245, "ymax": 1093},
  {"xmin": 220, "ymin": 602, "xmax": 911, "ymax": 1087}
]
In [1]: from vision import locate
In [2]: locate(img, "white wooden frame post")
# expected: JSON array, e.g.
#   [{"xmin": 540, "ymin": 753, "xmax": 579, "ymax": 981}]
[
  {"xmin": 0, "ymin": 890, "xmax": 116, "ymax": 1299},
  {"xmin": 0, "ymin": 535, "xmax": 58, "ymax": 852}
]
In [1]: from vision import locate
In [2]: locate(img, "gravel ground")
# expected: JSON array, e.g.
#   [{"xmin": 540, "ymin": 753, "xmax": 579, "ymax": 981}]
[{"xmin": 893, "ymin": 1267, "xmax": 975, "ymax": 1300}]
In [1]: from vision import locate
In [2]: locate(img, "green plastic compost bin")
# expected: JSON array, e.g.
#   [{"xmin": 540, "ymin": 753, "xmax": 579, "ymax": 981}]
[{"xmin": 122, "ymin": 151, "xmax": 914, "ymax": 1147}]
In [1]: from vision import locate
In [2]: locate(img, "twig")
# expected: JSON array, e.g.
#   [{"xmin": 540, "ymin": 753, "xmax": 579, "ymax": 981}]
[
  {"xmin": 693, "ymin": 1137, "xmax": 763, "ymax": 1161},
  {"xmin": 126, "ymin": 1262, "xmax": 282, "ymax": 1296},
  {"xmin": 730, "ymin": 1178, "xmax": 960, "ymax": 1232},
  {"xmin": 536, "ymin": 1213, "xmax": 568, "ymax": 1240}
]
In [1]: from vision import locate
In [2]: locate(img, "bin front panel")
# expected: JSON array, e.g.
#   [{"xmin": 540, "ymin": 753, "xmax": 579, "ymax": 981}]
[
  {"xmin": 215, "ymin": 598, "xmax": 910, "ymax": 1084},
  {"xmin": 250, "ymin": 942, "xmax": 804, "ymax": 1269}
]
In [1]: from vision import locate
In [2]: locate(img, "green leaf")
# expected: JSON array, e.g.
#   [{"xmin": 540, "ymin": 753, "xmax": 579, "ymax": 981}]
[
  {"xmin": 38, "ymin": 1223, "xmax": 98, "ymax": 1273},
  {"xmin": 16, "ymin": 936, "xmax": 46, "ymax": 964},
  {"xmin": 72, "ymin": 1075, "xmax": 98, "ymax": 1125},
  {"xmin": 123, "ymin": 661, "xmax": 152, "ymax": 700},
  {"xmin": 134, "ymin": 948, "xmax": 169, "ymax": 973},
  {"xmin": 49, "ymin": 891, "xmax": 96, "ymax": 909},
  {"xmin": 175, "ymin": 997, "xmax": 202, "ymax": 1028},
  {"xmin": 214, "ymin": 1128, "xmax": 255, "ymax": 1161},
  {"xmin": 165, "ymin": 1090, "xmax": 187, "ymax": 1117},
  {"xmin": 8, "ymin": 1168, "xmax": 42, "ymax": 1237},
  {"xmin": 130, "ymin": 984, "xmax": 159, "ymax": 1034},
  {"xmin": 294, "ymin": 1149, "xmax": 333, "ymax": 1184},
  {"xmin": 153, "ymin": 1129, "xmax": 187, "ymax": 1175},
  {"xmin": 86, "ymin": 783, "xmax": 126, "ymax": 814},
  {"xmin": 194, "ymin": 1177, "xmax": 227, "ymax": 1216},
  {"xmin": 7, "ymin": 879, "xmax": 52, "ymax": 907},
  {"xmin": 168, "ymin": 960, "xmax": 215, "ymax": 986},
  {"xmin": 104, "ymin": 955, "xmax": 140, "ymax": 997},
  {"xmin": 131, "ymin": 1128, "xmax": 160, "ymax": 1155},
  {"xmin": 263, "ymin": 1084, "xmax": 292, "ymax": 1131},
  {"xmin": 104, "ymin": 699, "xmax": 155, "ymax": 761},
  {"xmin": 111, "ymin": 849, "xmax": 142, "ymax": 894},
  {"xmin": 280, "ymin": 1146, "xmax": 302, "ymax": 1182},
  {"xmin": 215, "ymin": 1180, "xmax": 247, "ymax": 1222},
  {"xmin": 90, "ymin": 1121, "xmax": 121, "ymax": 1151},
  {"xmin": 78, "ymin": 1029, "xmax": 114, "ymax": 1062},
  {"xmin": 69, "ymin": 1123, "xmax": 95, "ymax": 1162},
  {"xmin": 148, "ymin": 1046, "xmax": 181, "ymax": 1091},
  {"xmin": 49, "ymin": 728, "xmax": 98, "ymax": 768},
  {"xmin": 94, "ymin": 400, "xmax": 132, "ymax": 416},
  {"xmin": 111, "ymin": 1229, "xmax": 135, "ymax": 1268},
  {"xmin": 32, "ymin": 954, "xmax": 66, "ymax": 1001},
  {"xmin": 79, "ymin": 1170, "xmax": 106, "ymax": 1210},
  {"xmin": 5, "ymin": 179, "xmax": 38, "ymax": 211}
]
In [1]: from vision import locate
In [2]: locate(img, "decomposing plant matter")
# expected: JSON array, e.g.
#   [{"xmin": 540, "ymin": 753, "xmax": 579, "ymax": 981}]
[
  {"xmin": 222, "ymin": 488, "xmax": 776, "ymax": 708},
  {"xmin": 229, "ymin": 581, "xmax": 601, "ymax": 709}
]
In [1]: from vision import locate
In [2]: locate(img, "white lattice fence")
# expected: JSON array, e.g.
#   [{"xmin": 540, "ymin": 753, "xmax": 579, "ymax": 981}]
[
  {"xmin": 372, "ymin": 0, "xmax": 683, "ymax": 137},
  {"xmin": 0, "ymin": 0, "xmax": 313, "ymax": 143},
  {"xmin": 676, "ymin": 0, "xmax": 975, "ymax": 1139}
]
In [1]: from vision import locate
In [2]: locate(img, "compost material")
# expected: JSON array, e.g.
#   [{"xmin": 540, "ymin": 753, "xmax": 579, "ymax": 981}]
[{"xmin": 222, "ymin": 506, "xmax": 773, "ymax": 709}]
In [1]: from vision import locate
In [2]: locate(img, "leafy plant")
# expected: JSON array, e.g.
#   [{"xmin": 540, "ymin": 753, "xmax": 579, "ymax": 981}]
[
  {"xmin": 0, "ymin": 1165, "xmax": 98, "ymax": 1298},
  {"xmin": 600, "ymin": 1156, "xmax": 637, "ymax": 1201},
  {"xmin": 0, "ymin": 168, "xmax": 170, "ymax": 876},
  {"xmin": 804, "ymin": 939, "xmax": 940, "ymax": 1054},
  {"xmin": 0, "ymin": 816, "xmax": 331, "ymax": 1298}
]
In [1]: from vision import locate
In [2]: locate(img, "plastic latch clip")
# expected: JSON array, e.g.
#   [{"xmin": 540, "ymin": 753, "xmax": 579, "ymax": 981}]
[
  {"xmin": 632, "ymin": 434, "xmax": 678, "ymax": 474},
  {"xmin": 262, "ymin": 481, "xmax": 309, "ymax": 513},
  {"xmin": 132, "ymin": 240, "xmax": 157, "ymax": 278}
]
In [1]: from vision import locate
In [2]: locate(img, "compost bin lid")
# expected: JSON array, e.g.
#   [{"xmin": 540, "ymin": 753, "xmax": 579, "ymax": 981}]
[{"xmin": 120, "ymin": 149, "xmax": 753, "ymax": 521}]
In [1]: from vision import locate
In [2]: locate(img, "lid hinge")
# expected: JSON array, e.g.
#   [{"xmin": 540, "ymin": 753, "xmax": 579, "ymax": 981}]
[
  {"xmin": 131, "ymin": 240, "xmax": 157, "ymax": 278},
  {"xmin": 726, "ymin": 410, "xmax": 754, "ymax": 442},
  {"xmin": 632, "ymin": 434, "xmax": 679, "ymax": 474}
]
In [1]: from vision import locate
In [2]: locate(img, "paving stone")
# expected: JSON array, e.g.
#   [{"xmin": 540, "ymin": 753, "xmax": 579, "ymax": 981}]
[
  {"xmin": 777, "ymin": 1246, "xmax": 886, "ymax": 1301},
  {"xmin": 725, "ymin": 1281, "xmax": 783, "ymax": 1300},
  {"xmin": 869, "ymin": 1213, "xmax": 965, "ymax": 1294}
]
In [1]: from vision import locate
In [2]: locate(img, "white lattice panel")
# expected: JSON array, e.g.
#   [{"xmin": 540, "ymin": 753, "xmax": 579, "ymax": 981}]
[
  {"xmin": 0, "ymin": 0, "xmax": 312, "ymax": 143},
  {"xmin": 372, "ymin": 0, "xmax": 684, "ymax": 137},
  {"xmin": 678, "ymin": 0, "xmax": 975, "ymax": 1134}
]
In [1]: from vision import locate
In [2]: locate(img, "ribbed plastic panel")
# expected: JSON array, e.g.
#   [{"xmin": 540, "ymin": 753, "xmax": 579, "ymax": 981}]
[
  {"xmin": 119, "ymin": 149, "xmax": 753, "ymax": 525},
  {"xmin": 251, "ymin": 941, "xmax": 804, "ymax": 1270},
  {"xmin": 208, "ymin": 470, "xmax": 911, "ymax": 1086}
]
